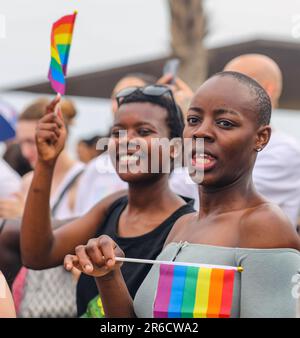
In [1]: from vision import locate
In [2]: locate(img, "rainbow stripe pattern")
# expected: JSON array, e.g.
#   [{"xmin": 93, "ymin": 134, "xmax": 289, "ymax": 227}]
[
  {"xmin": 153, "ymin": 264, "xmax": 236, "ymax": 318},
  {"xmin": 48, "ymin": 11, "xmax": 77, "ymax": 94}
]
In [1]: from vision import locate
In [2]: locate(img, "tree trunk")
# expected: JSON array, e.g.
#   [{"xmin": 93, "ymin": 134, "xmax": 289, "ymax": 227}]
[{"xmin": 168, "ymin": 0, "xmax": 207, "ymax": 90}]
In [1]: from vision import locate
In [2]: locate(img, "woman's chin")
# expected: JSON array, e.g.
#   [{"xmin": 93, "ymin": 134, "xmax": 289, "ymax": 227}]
[
  {"xmin": 117, "ymin": 172, "xmax": 147, "ymax": 183},
  {"xmin": 190, "ymin": 171, "xmax": 219, "ymax": 187},
  {"xmin": 118, "ymin": 172, "xmax": 164, "ymax": 184}
]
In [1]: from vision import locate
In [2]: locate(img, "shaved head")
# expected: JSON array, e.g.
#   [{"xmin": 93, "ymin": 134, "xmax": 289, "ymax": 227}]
[
  {"xmin": 213, "ymin": 71, "xmax": 272, "ymax": 126},
  {"xmin": 224, "ymin": 54, "xmax": 282, "ymax": 108}
]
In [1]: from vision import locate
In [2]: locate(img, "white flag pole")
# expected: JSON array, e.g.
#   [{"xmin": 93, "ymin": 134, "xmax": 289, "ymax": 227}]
[{"xmin": 115, "ymin": 256, "xmax": 243, "ymax": 272}]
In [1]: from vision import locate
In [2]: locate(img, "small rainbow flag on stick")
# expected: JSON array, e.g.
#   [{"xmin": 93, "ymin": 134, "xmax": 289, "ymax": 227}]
[
  {"xmin": 115, "ymin": 256, "xmax": 241, "ymax": 318},
  {"xmin": 153, "ymin": 264, "xmax": 237, "ymax": 318},
  {"xmin": 48, "ymin": 11, "xmax": 77, "ymax": 95}
]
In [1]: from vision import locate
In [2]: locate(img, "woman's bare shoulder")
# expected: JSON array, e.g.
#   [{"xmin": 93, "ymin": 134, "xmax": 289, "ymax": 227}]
[
  {"xmin": 239, "ymin": 202, "xmax": 300, "ymax": 250},
  {"xmin": 164, "ymin": 212, "xmax": 197, "ymax": 247}
]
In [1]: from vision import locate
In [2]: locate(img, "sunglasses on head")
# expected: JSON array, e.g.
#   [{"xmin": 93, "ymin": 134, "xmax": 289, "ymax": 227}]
[{"xmin": 115, "ymin": 84, "xmax": 181, "ymax": 118}]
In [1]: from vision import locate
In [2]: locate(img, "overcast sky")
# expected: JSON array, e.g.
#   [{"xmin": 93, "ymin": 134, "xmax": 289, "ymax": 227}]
[{"xmin": 1, "ymin": 0, "xmax": 300, "ymax": 89}]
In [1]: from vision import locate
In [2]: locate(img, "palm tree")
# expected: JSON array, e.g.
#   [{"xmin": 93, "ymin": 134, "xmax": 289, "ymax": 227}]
[{"xmin": 168, "ymin": 0, "xmax": 207, "ymax": 90}]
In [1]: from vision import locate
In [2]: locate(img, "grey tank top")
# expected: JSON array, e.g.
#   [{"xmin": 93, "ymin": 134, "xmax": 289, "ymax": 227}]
[{"xmin": 133, "ymin": 242, "xmax": 300, "ymax": 318}]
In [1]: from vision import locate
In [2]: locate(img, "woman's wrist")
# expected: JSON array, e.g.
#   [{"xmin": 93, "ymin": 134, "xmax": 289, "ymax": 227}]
[
  {"xmin": 95, "ymin": 268, "xmax": 121, "ymax": 283},
  {"xmin": 36, "ymin": 158, "xmax": 56, "ymax": 172}
]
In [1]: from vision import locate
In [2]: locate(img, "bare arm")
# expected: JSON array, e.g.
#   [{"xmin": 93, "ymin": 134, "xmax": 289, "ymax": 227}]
[
  {"xmin": 95, "ymin": 270, "xmax": 135, "ymax": 318},
  {"xmin": 64, "ymin": 236, "xmax": 135, "ymax": 318},
  {"xmin": 0, "ymin": 219, "xmax": 22, "ymax": 286},
  {"xmin": 21, "ymin": 95, "xmax": 126, "ymax": 269},
  {"xmin": 20, "ymin": 94, "xmax": 65, "ymax": 268},
  {"xmin": 21, "ymin": 186, "xmax": 126, "ymax": 269}
]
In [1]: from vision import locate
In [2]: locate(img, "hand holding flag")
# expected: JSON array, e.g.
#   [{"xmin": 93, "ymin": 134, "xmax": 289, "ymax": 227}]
[
  {"xmin": 35, "ymin": 94, "xmax": 67, "ymax": 166},
  {"xmin": 64, "ymin": 234, "xmax": 241, "ymax": 319},
  {"xmin": 64, "ymin": 235, "xmax": 125, "ymax": 277}
]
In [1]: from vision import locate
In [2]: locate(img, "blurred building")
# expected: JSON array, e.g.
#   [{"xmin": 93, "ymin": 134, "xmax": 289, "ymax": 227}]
[{"xmin": 11, "ymin": 39, "xmax": 300, "ymax": 110}]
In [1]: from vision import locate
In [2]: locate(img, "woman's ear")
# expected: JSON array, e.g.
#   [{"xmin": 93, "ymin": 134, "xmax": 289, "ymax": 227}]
[{"xmin": 254, "ymin": 125, "xmax": 272, "ymax": 152}]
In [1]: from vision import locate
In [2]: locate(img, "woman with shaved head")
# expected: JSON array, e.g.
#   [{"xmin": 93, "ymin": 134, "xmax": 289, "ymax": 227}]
[
  {"xmin": 224, "ymin": 54, "xmax": 283, "ymax": 108},
  {"xmin": 224, "ymin": 54, "xmax": 300, "ymax": 227},
  {"xmin": 66, "ymin": 72, "xmax": 300, "ymax": 318}
]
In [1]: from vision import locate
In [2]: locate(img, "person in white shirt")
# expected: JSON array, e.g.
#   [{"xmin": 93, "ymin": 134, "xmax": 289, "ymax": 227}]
[
  {"xmin": 0, "ymin": 158, "xmax": 20, "ymax": 199},
  {"xmin": 224, "ymin": 54, "xmax": 300, "ymax": 226}
]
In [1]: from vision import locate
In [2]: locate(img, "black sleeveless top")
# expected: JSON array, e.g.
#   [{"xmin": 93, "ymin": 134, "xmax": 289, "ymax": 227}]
[{"xmin": 76, "ymin": 195, "xmax": 195, "ymax": 317}]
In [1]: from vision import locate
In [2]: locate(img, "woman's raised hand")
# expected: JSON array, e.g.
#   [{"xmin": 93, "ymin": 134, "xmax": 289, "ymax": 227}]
[
  {"xmin": 64, "ymin": 235, "xmax": 125, "ymax": 278},
  {"xmin": 35, "ymin": 94, "xmax": 67, "ymax": 166}
]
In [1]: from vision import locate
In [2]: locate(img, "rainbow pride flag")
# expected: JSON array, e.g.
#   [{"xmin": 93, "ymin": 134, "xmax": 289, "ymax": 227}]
[
  {"xmin": 153, "ymin": 264, "xmax": 236, "ymax": 318},
  {"xmin": 48, "ymin": 11, "xmax": 77, "ymax": 94}
]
